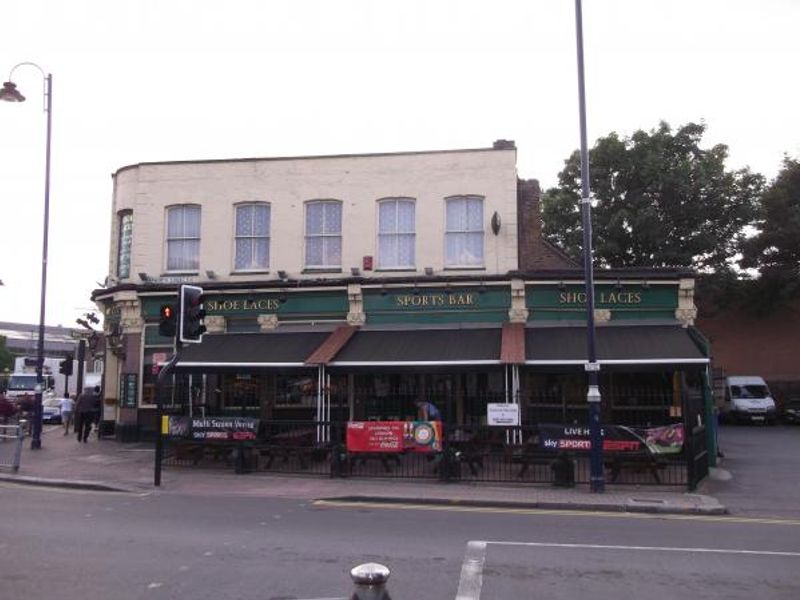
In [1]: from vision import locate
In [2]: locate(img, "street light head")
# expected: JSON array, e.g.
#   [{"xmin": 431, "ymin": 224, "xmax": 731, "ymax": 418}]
[{"xmin": 0, "ymin": 81, "xmax": 25, "ymax": 102}]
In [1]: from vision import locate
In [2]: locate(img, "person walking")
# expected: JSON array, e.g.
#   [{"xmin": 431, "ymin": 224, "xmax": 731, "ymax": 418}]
[
  {"xmin": 75, "ymin": 387, "xmax": 96, "ymax": 443},
  {"xmin": 60, "ymin": 393, "xmax": 74, "ymax": 435}
]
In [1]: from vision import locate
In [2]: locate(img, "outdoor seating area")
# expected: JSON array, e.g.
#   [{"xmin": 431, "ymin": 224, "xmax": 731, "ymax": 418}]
[{"xmin": 162, "ymin": 419, "xmax": 691, "ymax": 487}]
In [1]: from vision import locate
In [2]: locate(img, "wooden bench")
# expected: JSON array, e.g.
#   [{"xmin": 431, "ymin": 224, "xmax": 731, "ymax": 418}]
[
  {"xmin": 605, "ymin": 452, "xmax": 666, "ymax": 483},
  {"xmin": 507, "ymin": 445, "xmax": 557, "ymax": 478}
]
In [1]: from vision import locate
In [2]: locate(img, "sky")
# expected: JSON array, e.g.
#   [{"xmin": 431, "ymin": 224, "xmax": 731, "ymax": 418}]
[{"xmin": 1, "ymin": 0, "xmax": 798, "ymax": 329}]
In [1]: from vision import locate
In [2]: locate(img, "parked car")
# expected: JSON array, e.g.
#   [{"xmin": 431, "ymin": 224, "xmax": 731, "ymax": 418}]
[
  {"xmin": 784, "ymin": 397, "xmax": 800, "ymax": 424},
  {"xmin": 42, "ymin": 397, "xmax": 62, "ymax": 424}
]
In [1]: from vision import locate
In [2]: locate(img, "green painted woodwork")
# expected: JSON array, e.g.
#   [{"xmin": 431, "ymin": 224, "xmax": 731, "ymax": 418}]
[
  {"xmin": 526, "ymin": 283, "xmax": 678, "ymax": 321},
  {"xmin": 363, "ymin": 287, "xmax": 510, "ymax": 324},
  {"xmin": 141, "ymin": 290, "xmax": 348, "ymax": 321}
]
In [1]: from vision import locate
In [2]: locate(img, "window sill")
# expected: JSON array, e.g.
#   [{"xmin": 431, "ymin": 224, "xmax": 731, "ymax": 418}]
[
  {"xmin": 374, "ymin": 268, "xmax": 416, "ymax": 272},
  {"xmin": 302, "ymin": 268, "xmax": 342, "ymax": 274},
  {"xmin": 160, "ymin": 272, "xmax": 199, "ymax": 277},
  {"xmin": 443, "ymin": 266, "xmax": 486, "ymax": 271},
  {"xmin": 230, "ymin": 270, "xmax": 270, "ymax": 276}
]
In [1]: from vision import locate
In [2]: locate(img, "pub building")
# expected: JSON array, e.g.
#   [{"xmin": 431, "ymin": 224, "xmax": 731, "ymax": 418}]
[{"xmin": 92, "ymin": 142, "xmax": 712, "ymax": 487}]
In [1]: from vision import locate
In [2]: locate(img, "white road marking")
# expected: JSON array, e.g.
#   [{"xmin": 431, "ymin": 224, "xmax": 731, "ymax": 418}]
[
  {"xmin": 455, "ymin": 541, "xmax": 487, "ymax": 600},
  {"xmin": 455, "ymin": 540, "xmax": 800, "ymax": 600},
  {"xmin": 481, "ymin": 540, "xmax": 800, "ymax": 558}
]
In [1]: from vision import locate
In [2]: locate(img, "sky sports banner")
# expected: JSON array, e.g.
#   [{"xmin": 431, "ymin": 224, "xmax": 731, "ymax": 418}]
[
  {"xmin": 346, "ymin": 420, "xmax": 443, "ymax": 453},
  {"xmin": 537, "ymin": 423, "xmax": 684, "ymax": 455},
  {"xmin": 167, "ymin": 416, "xmax": 259, "ymax": 441}
]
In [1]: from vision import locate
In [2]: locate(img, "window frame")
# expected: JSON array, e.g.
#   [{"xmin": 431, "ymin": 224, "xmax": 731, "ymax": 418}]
[
  {"xmin": 232, "ymin": 201, "xmax": 271, "ymax": 273},
  {"xmin": 444, "ymin": 195, "xmax": 485, "ymax": 268},
  {"xmin": 164, "ymin": 204, "xmax": 202, "ymax": 273},
  {"xmin": 376, "ymin": 197, "xmax": 416, "ymax": 270},
  {"xmin": 304, "ymin": 199, "xmax": 343, "ymax": 270}
]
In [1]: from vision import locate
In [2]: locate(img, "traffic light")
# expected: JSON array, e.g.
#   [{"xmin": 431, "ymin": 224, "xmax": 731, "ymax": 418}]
[
  {"xmin": 158, "ymin": 303, "xmax": 178, "ymax": 338},
  {"xmin": 58, "ymin": 358, "xmax": 73, "ymax": 376},
  {"xmin": 179, "ymin": 284, "xmax": 206, "ymax": 344}
]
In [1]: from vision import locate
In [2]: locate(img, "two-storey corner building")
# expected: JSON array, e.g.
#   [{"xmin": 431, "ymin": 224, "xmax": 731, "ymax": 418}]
[{"xmin": 92, "ymin": 141, "xmax": 714, "ymax": 488}]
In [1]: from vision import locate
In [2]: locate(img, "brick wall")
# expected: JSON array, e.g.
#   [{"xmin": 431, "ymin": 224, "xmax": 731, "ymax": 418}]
[{"xmin": 517, "ymin": 178, "xmax": 578, "ymax": 271}]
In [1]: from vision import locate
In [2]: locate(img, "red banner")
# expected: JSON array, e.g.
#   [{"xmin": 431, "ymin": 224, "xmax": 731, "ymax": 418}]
[
  {"xmin": 346, "ymin": 421, "xmax": 405, "ymax": 453},
  {"xmin": 346, "ymin": 420, "xmax": 443, "ymax": 453}
]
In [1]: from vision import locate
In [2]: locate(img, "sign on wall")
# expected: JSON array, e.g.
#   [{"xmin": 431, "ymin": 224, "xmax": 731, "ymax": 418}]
[{"xmin": 487, "ymin": 403, "xmax": 520, "ymax": 426}]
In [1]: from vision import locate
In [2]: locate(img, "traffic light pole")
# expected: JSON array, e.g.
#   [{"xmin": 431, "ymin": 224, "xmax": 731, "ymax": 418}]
[{"xmin": 154, "ymin": 346, "xmax": 181, "ymax": 487}]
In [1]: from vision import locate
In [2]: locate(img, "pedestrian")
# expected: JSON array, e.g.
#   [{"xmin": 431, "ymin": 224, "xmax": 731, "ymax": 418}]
[
  {"xmin": 75, "ymin": 387, "xmax": 96, "ymax": 443},
  {"xmin": 415, "ymin": 398, "xmax": 442, "ymax": 422},
  {"xmin": 60, "ymin": 393, "xmax": 74, "ymax": 435}
]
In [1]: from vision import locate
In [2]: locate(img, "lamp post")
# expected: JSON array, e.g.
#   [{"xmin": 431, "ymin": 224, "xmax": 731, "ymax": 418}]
[
  {"xmin": 574, "ymin": 1, "xmax": 604, "ymax": 492},
  {"xmin": 1, "ymin": 62, "xmax": 53, "ymax": 450}
]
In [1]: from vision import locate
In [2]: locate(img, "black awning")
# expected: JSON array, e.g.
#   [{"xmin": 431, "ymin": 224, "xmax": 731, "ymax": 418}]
[
  {"xmin": 175, "ymin": 332, "xmax": 329, "ymax": 370},
  {"xmin": 329, "ymin": 327, "xmax": 502, "ymax": 366},
  {"xmin": 524, "ymin": 325, "xmax": 709, "ymax": 366}
]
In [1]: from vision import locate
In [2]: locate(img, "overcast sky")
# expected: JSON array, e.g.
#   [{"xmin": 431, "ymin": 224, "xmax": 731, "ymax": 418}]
[{"xmin": 1, "ymin": 0, "xmax": 798, "ymax": 328}]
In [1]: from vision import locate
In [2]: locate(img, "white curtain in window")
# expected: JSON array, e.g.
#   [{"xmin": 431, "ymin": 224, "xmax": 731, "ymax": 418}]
[
  {"xmin": 445, "ymin": 196, "xmax": 484, "ymax": 266},
  {"xmin": 378, "ymin": 199, "xmax": 415, "ymax": 268},
  {"xmin": 305, "ymin": 201, "xmax": 342, "ymax": 267},
  {"xmin": 235, "ymin": 203, "xmax": 270, "ymax": 270},
  {"xmin": 166, "ymin": 205, "xmax": 201, "ymax": 271}
]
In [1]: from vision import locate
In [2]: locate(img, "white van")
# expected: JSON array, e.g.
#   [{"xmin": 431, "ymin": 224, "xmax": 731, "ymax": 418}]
[{"xmin": 721, "ymin": 376, "xmax": 777, "ymax": 424}]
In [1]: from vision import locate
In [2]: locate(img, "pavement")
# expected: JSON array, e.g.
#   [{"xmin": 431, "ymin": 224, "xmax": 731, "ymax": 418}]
[{"xmin": 0, "ymin": 423, "xmax": 727, "ymax": 515}]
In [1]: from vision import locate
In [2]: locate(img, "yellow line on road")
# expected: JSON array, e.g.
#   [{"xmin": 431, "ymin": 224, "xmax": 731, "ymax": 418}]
[{"xmin": 312, "ymin": 499, "xmax": 800, "ymax": 527}]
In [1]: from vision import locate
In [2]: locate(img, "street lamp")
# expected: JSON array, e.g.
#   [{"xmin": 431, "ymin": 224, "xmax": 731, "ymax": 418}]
[
  {"xmin": 1, "ymin": 62, "xmax": 53, "ymax": 450},
  {"xmin": 573, "ymin": 1, "xmax": 604, "ymax": 492}
]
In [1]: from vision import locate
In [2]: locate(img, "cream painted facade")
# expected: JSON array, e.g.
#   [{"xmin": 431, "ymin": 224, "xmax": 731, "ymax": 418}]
[{"xmin": 109, "ymin": 146, "xmax": 519, "ymax": 284}]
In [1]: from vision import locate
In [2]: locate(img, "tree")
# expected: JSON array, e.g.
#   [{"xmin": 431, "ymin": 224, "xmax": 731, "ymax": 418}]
[
  {"xmin": 541, "ymin": 122, "xmax": 764, "ymax": 273},
  {"xmin": 741, "ymin": 158, "xmax": 800, "ymax": 278},
  {"xmin": 736, "ymin": 157, "xmax": 800, "ymax": 310},
  {"xmin": 0, "ymin": 336, "xmax": 12, "ymax": 374}
]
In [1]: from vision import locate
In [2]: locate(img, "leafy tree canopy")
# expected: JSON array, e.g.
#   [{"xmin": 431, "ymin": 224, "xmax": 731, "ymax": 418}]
[
  {"xmin": 741, "ymin": 157, "xmax": 800, "ymax": 278},
  {"xmin": 542, "ymin": 122, "xmax": 764, "ymax": 273},
  {"xmin": 0, "ymin": 336, "xmax": 13, "ymax": 374}
]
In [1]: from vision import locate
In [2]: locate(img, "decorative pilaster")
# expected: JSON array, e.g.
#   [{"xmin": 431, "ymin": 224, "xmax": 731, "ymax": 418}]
[
  {"xmin": 676, "ymin": 278, "xmax": 698, "ymax": 326},
  {"xmin": 594, "ymin": 308, "xmax": 611, "ymax": 323},
  {"xmin": 258, "ymin": 314, "xmax": 279, "ymax": 331},
  {"xmin": 347, "ymin": 283, "xmax": 366, "ymax": 326},
  {"xmin": 508, "ymin": 278, "xmax": 529, "ymax": 323},
  {"xmin": 204, "ymin": 315, "xmax": 225, "ymax": 334}
]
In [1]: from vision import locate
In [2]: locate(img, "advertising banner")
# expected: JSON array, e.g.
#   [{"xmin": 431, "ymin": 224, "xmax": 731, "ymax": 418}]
[
  {"xmin": 167, "ymin": 416, "xmax": 260, "ymax": 441},
  {"xmin": 537, "ymin": 423, "xmax": 684, "ymax": 455},
  {"xmin": 346, "ymin": 420, "xmax": 443, "ymax": 453}
]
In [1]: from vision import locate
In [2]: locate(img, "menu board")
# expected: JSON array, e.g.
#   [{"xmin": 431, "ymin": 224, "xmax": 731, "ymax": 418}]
[{"xmin": 119, "ymin": 373, "xmax": 137, "ymax": 408}]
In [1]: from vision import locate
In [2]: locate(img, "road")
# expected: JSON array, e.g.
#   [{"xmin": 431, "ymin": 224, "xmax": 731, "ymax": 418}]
[
  {"xmin": 1, "ymin": 483, "xmax": 799, "ymax": 600},
  {"xmin": 702, "ymin": 424, "xmax": 800, "ymax": 519}
]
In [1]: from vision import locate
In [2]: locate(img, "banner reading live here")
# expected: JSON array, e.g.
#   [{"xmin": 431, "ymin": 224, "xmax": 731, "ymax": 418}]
[
  {"xmin": 346, "ymin": 421, "xmax": 443, "ymax": 453},
  {"xmin": 537, "ymin": 423, "xmax": 684, "ymax": 455}
]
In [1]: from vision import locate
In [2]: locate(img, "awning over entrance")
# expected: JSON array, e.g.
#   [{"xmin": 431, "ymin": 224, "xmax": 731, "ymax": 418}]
[
  {"xmin": 524, "ymin": 325, "xmax": 709, "ymax": 366},
  {"xmin": 328, "ymin": 327, "xmax": 503, "ymax": 366},
  {"xmin": 175, "ymin": 331, "xmax": 330, "ymax": 370}
]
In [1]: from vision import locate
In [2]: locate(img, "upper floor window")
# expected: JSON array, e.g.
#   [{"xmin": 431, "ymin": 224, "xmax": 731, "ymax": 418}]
[
  {"xmin": 234, "ymin": 203, "xmax": 271, "ymax": 271},
  {"xmin": 445, "ymin": 195, "xmax": 484, "ymax": 267},
  {"xmin": 166, "ymin": 205, "xmax": 201, "ymax": 272},
  {"xmin": 305, "ymin": 200, "xmax": 342, "ymax": 268},
  {"xmin": 117, "ymin": 210, "xmax": 133, "ymax": 279},
  {"xmin": 377, "ymin": 198, "xmax": 415, "ymax": 269}
]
